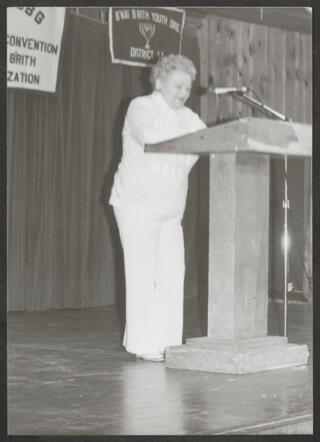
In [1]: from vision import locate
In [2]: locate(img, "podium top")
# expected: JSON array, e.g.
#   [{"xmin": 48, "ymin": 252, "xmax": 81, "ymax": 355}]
[{"xmin": 145, "ymin": 117, "xmax": 312, "ymax": 158}]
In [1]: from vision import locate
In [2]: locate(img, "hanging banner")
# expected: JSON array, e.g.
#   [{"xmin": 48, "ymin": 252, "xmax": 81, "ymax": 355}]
[
  {"xmin": 7, "ymin": 7, "xmax": 66, "ymax": 93},
  {"xmin": 109, "ymin": 7, "xmax": 186, "ymax": 67}
]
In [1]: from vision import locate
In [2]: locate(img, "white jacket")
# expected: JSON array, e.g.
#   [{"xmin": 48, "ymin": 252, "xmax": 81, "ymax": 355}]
[{"xmin": 109, "ymin": 91, "xmax": 206, "ymax": 218}]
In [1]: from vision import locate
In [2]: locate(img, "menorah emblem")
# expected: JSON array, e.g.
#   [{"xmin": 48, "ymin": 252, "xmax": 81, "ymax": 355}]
[{"xmin": 139, "ymin": 22, "xmax": 156, "ymax": 50}]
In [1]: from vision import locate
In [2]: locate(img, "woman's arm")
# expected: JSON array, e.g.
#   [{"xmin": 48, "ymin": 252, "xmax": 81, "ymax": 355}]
[{"xmin": 125, "ymin": 99, "xmax": 166, "ymax": 146}]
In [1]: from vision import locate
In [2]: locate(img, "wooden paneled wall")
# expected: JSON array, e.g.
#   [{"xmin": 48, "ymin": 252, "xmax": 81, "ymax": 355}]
[
  {"xmin": 198, "ymin": 15, "xmax": 312, "ymax": 124},
  {"xmin": 197, "ymin": 14, "xmax": 312, "ymax": 299}
]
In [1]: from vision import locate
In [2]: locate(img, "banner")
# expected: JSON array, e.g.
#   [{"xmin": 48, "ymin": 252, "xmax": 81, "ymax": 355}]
[
  {"xmin": 7, "ymin": 7, "xmax": 66, "ymax": 93},
  {"xmin": 109, "ymin": 7, "xmax": 186, "ymax": 67}
]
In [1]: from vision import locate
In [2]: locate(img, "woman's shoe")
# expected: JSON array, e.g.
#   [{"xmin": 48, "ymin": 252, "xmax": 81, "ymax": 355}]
[{"xmin": 136, "ymin": 352, "xmax": 164, "ymax": 362}]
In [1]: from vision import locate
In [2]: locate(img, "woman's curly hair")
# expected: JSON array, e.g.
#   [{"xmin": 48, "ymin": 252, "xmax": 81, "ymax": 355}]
[{"xmin": 149, "ymin": 54, "xmax": 197, "ymax": 89}]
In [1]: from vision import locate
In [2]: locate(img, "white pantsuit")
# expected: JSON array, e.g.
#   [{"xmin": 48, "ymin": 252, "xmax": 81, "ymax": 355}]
[
  {"xmin": 109, "ymin": 91, "xmax": 206, "ymax": 355},
  {"xmin": 114, "ymin": 203, "xmax": 185, "ymax": 355}
]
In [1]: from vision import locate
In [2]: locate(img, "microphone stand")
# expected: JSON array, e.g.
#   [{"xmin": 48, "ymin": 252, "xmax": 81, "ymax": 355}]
[
  {"xmin": 227, "ymin": 91, "xmax": 288, "ymax": 121},
  {"xmin": 228, "ymin": 90, "xmax": 290, "ymax": 337}
]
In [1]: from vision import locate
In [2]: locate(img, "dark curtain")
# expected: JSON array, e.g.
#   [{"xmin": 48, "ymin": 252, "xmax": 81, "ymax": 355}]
[{"xmin": 8, "ymin": 11, "xmax": 206, "ymax": 313}]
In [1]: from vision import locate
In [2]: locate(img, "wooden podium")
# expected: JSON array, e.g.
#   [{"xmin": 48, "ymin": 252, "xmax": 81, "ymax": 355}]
[{"xmin": 145, "ymin": 117, "xmax": 311, "ymax": 374}]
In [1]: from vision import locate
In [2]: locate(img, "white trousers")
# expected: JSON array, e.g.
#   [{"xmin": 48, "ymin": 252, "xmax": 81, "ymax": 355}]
[{"xmin": 114, "ymin": 203, "xmax": 185, "ymax": 355}]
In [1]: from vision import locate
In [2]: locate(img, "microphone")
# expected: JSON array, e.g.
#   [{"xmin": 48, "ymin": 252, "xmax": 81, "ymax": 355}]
[{"xmin": 213, "ymin": 86, "xmax": 248, "ymax": 95}]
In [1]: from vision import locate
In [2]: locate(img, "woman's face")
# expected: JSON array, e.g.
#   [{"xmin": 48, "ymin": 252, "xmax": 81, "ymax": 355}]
[{"xmin": 158, "ymin": 69, "xmax": 192, "ymax": 110}]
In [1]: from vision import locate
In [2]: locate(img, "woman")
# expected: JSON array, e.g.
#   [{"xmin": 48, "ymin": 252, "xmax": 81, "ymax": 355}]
[{"xmin": 109, "ymin": 54, "xmax": 206, "ymax": 361}]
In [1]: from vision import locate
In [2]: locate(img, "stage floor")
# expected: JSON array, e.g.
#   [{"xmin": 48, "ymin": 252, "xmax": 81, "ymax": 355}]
[{"xmin": 7, "ymin": 299, "xmax": 313, "ymax": 435}]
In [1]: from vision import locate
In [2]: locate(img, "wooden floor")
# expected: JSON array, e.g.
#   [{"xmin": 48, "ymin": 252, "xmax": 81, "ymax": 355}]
[{"xmin": 7, "ymin": 298, "xmax": 313, "ymax": 435}]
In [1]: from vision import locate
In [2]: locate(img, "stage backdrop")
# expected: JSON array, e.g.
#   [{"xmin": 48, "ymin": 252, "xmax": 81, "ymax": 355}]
[
  {"xmin": 7, "ymin": 10, "xmax": 206, "ymax": 313},
  {"xmin": 198, "ymin": 13, "xmax": 312, "ymax": 300}
]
